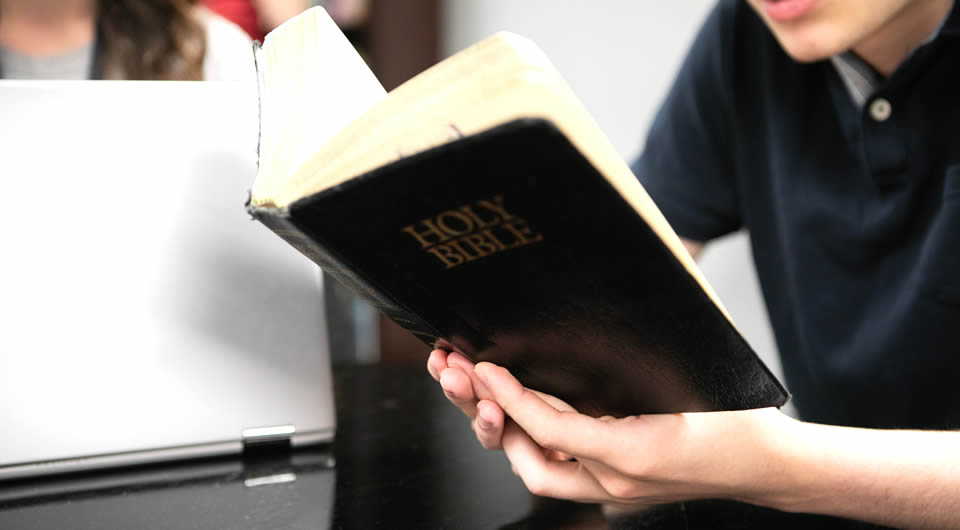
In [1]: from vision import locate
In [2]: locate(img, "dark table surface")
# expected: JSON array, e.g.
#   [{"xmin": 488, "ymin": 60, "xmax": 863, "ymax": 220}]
[{"xmin": 0, "ymin": 362, "xmax": 882, "ymax": 529}]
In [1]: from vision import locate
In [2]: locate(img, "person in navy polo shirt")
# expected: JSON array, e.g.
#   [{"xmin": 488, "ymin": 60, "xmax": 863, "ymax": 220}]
[{"xmin": 427, "ymin": 0, "xmax": 960, "ymax": 526}]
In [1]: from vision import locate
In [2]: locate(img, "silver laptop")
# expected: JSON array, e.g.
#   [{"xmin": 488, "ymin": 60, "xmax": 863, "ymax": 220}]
[{"xmin": 0, "ymin": 81, "xmax": 336, "ymax": 481}]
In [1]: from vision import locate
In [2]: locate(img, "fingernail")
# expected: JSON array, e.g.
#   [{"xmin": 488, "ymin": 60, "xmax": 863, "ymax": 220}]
[
  {"xmin": 439, "ymin": 371, "xmax": 456, "ymax": 394},
  {"xmin": 477, "ymin": 401, "xmax": 493, "ymax": 423}
]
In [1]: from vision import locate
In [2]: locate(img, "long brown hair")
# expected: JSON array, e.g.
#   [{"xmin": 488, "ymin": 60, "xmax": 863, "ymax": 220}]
[{"xmin": 97, "ymin": 0, "xmax": 206, "ymax": 80}]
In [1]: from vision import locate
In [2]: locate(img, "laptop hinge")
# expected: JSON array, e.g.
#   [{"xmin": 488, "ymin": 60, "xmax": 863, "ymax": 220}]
[{"xmin": 242, "ymin": 425, "xmax": 295, "ymax": 455}]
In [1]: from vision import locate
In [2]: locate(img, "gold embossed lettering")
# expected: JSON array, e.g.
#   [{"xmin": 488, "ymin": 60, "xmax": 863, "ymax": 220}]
[
  {"xmin": 481, "ymin": 229, "xmax": 508, "ymax": 251},
  {"xmin": 502, "ymin": 221, "xmax": 544, "ymax": 246},
  {"xmin": 460, "ymin": 233, "xmax": 498, "ymax": 257},
  {"xmin": 459, "ymin": 205, "xmax": 497, "ymax": 228},
  {"xmin": 476, "ymin": 195, "xmax": 514, "ymax": 222},
  {"xmin": 435, "ymin": 211, "xmax": 475, "ymax": 236},
  {"xmin": 426, "ymin": 245, "xmax": 465, "ymax": 268},
  {"xmin": 403, "ymin": 195, "xmax": 543, "ymax": 268},
  {"xmin": 402, "ymin": 219, "xmax": 451, "ymax": 248},
  {"xmin": 447, "ymin": 239, "xmax": 482, "ymax": 262}
]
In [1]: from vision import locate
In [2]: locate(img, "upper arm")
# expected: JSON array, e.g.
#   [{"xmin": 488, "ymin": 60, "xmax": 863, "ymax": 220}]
[
  {"xmin": 682, "ymin": 238, "xmax": 704, "ymax": 261},
  {"xmin": 631, "ymin": 0, "xmax": 744, "ymax": 243}
]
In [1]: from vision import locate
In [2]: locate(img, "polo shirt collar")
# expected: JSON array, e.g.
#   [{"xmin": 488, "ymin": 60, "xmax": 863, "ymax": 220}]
[
  {"xmin": 830, "ymin": 53, "xmax": 878, "ymax": 108},
  {"xmin": 831, "ymin": 0, "xmax": 957, "ymax": 107}
]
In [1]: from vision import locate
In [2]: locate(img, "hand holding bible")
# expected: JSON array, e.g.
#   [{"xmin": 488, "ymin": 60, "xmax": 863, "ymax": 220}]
[
  {"xmin": 469, "ymin": 361, "xmax": 791, "ymax": 507},
  {"xmin": 428, "ymin": 349, "xmax": 576, "ymax": 460}
]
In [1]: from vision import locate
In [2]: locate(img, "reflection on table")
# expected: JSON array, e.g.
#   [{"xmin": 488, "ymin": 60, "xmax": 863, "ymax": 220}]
[{"xmin": 0, "ymin": 362, "xmax": 881, "ymax": 529}]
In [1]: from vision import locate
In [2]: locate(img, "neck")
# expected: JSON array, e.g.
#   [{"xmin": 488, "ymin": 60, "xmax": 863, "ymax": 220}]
[
  {"xmin": 0, "ymin": 0, "xmax": 97, "ymax": 56},
  {"xmin": 853, "ymin": 0, "xmax": 953, "ymax": 76}
]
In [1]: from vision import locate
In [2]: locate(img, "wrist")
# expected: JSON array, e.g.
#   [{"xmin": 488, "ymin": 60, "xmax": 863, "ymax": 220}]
[
  {"xmin": 731, "ymin": 412, "xmax": 831, "ymax": 513},
  {"xmin": 690, "ymin": 408, "xmax": 812, "ymax": 509}
]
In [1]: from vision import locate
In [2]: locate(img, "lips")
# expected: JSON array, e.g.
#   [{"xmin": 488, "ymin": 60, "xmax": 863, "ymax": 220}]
[{"xmin": 764, "ymin": 0, "xmax": 817, "ymax": 21}]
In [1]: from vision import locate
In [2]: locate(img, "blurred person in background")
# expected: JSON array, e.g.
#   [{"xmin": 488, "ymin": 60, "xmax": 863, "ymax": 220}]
[
  {"xmin": 0, "ymin": 0, "xmax": 252, "ymax": 80},
  {"xmin": 319, "ymin": 0, "xmax": 367, "ymax": 29},
  {"xmin": 201, "ymin": 0, "xmax": 307, "ymax": 42}
]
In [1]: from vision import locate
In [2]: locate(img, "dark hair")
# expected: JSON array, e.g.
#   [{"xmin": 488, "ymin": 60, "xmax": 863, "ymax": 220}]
[{"xmin": 97, "ymin": 0, "xmax": 206, "ymax": 80}]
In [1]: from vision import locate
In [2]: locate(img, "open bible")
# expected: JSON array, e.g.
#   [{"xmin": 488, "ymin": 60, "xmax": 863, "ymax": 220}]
[{"xmin": 246, "ymin": 7, "xmax": 789, "ymax": 417}]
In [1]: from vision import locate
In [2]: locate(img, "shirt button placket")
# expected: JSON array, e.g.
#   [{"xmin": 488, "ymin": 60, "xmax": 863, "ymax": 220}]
[{"xmin": 862, "ymin": 95, "xmax": 906, "ymax": 187}]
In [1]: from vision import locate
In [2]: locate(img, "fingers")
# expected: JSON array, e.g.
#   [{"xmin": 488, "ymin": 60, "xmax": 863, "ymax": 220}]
[
  {"xmin": 439, "ymin": 365, "xmax": 478, "ymax": 417},
  {"xmin": 474, "ymin": 362, "xmax": 609, "ymax": 462},
  {"xmin": 501, "ymin": 420, "xmax": 608, "ymax": 502},
  {"xmin": 426, "ymin": 349, "xmax": 448, "ymax": 381},
  {"xmin": 529, "ymin": 389, "xmax": 576, "ymax": 413},
  {"xmin": 446, "ymin": 352, "xmax": 496, "ymax": 403},
  {"xmin": 429, "ymin": 349, "xmax": 478, "ymax": 417},
  {"xmin": 473, "ymin": 399, "xmax": 505, "ymax": 449},
  {"xmin": 441, "ymin": 360, "xmax": 506, "ymax": 449},
  {"xmin": 429, "ymin": 349, "xmax": 507, "ymax": 449},
  {"xmin": 429, "ymin": 350, "xmax": 494, "ymax": 401}
]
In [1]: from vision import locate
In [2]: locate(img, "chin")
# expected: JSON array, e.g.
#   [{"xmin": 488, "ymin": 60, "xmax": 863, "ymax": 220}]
[
  {"xmin": 769, "ymin": 28, "xmax": 850, "ymax": 62},
  {"xmin": 780, "ymin": 42, "xmax": 840, "ymax": 63}
]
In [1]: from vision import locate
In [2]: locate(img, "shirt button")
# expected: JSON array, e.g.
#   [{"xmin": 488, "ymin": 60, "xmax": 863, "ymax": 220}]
[{"xmin": 869, "ymin": 98, "xmax": 892, "ymax": 122}]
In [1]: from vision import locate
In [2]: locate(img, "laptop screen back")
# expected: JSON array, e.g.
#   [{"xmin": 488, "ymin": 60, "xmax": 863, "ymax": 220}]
[{"xmin": 0, "ymin": 81, "xmax": 335, "ymax": 480}]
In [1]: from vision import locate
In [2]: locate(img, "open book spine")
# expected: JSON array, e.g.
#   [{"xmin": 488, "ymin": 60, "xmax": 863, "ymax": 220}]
[{"xmin": 248, "ymin": 205, "xmax": 442, "ymax": 346}]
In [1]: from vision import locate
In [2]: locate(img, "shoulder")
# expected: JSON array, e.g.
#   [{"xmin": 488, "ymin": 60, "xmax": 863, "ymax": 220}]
[
  {"xmin": 194, "ymin": 6, "xmax": 257, "ymax": 81},
  {"xmin": 630, "ymin": 0, "xmax": 788, "ymax": 241}
]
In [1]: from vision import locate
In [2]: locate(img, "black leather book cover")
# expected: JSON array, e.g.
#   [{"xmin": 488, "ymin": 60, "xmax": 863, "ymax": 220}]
[{"xmin": 288, "ymin": 119, "xmax": 789, "ymax": 416}]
